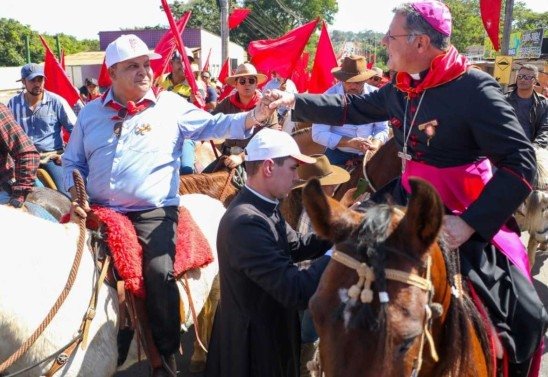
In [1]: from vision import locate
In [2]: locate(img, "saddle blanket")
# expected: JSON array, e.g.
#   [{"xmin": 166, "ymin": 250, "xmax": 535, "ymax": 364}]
[{"xmin": 63, "ymin": 205, "xmax": 213, "ymax": 298}]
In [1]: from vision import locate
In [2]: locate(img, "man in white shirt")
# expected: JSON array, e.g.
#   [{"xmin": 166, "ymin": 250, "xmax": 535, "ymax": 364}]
[
  {"xmin": 263, "ymin": 70, "xmax": 298, "ymax": 133},
  {"xmin": 312, "ymin": 55, "xmax": 389, "ymax": 167}
]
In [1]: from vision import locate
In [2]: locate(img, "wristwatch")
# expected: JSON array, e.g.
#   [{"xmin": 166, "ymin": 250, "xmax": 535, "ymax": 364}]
[{"xmin": 8, "ymin": 198, "xmax": 24, "ymax": 208}]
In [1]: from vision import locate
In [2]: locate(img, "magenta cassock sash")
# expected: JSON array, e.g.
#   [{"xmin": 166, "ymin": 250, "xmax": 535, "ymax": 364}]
[{"xmin": 402, "ymin": 159, "xmax": 531, "ymax": 281}]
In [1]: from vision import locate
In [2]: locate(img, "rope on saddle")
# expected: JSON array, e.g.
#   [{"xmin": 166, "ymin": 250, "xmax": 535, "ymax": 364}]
[{"xmin": 0, "ymin": 170, "xmax": 88, "ymax": 374}]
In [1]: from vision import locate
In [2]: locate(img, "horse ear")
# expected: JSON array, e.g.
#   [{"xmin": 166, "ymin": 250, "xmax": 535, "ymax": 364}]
[
  {"xmin": 396, "ymin": 178, "xmax": 443, "ymax": 250},
  {"xmin": 302, "ymin": 178, "xmax": 362, "ymax": 242}
]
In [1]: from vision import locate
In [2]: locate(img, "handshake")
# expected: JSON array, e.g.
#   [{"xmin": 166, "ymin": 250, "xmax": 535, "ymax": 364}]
[{"xmin": 251, "ymin": 89, "xmax": 297, "ymax": 124}]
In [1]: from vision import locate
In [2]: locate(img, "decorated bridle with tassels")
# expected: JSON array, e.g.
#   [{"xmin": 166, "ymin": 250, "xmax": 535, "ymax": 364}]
[{"xmin": 330, "ymin": 248, "xmax": 440, "ymax": 377}]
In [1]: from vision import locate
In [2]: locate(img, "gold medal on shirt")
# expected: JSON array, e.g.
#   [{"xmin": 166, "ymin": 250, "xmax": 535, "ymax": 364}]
[{"xmin": 135, "ymin": 124, "xmax": 152, "ymax": 136}]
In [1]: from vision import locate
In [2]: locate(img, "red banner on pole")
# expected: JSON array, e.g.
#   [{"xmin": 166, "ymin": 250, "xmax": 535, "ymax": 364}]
[
  {"xmin": 39, "ymin": 36, "xmax": 80, "ymax": 107},
  {"xmin": 229, "ymin": 8, "xmax": 251, "ymax": 29},
  {"xmin": 160, "ymin": 0, "xmax": 204, "ymax": 108},
  {"xmin": 480, "ymin": 0, "xmax": 501, "ymax": 51},
  {"xmin": 308, "ymin": 21, "xmax": 337, "ymax": 94},
  {"xmin": 248, "ymin": 18, "xmax": 319, "ymax": 79}
]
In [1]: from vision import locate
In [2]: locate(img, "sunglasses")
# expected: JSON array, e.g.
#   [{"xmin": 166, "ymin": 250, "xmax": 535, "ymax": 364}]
[
  {"xmin": 517, "ymin": 74, "xmax": 535, "ymax": 80},
  {"xmin": 113, "ymin": 108, "xmax": 128, "ymax": 139},
  {"xmin": 238, "ymin": 77, "xmax": 257, "ymax": 85}
]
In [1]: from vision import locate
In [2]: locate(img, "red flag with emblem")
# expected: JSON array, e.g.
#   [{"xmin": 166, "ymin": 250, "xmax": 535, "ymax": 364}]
[
  {"xmin": 39, "ymin": 36, "xmax": 80, "ymax": 107},
  {"xmin": 248, "ymin": 18, "xmax": 319, "ymax": 79},
  {"xmin": 308, "ymin": 21, "xmax": 337, "ymax": 94},
  {"xmin": 291, "ymin": 52, "xmax": 310, "ymax": 93},
  {"xmin": 480, "ymin": 0, "xmax": 501, "ymax": 51},
  {"xmin": 229, "ymin": 8, "xmax": 251, "ymax": 29}
]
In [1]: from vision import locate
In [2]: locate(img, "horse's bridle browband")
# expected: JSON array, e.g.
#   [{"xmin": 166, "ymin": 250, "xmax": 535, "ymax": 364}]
[{"xmin": 331, "ymin": 248, "xmax": 439, "ymax": 375}]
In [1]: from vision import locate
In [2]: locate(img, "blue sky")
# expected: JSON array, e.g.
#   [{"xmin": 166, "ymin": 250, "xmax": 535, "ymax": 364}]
[{"xmin": 3, "ymin": 0, "xmax": 547, "ymax": 41}]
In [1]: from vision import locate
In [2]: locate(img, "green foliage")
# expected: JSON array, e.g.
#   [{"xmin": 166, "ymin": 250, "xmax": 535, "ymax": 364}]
[
  {"xmin": 0, "ymin": 18, "xmax": 98, "ymax": 67},
  {"xmin": 443, "ymin": 0, "xmax": 485, "ymax": 51},
  {"xmin": 512, "ymin": 2, "xmax": 548, "ymax": 31}
]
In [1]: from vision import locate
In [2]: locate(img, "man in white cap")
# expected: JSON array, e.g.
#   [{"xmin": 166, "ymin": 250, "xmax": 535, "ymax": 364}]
[
  {"xmin": 205, "ymin": 128, "xmax": 332, "ymax": 377},
  {"xmin": 63, "ymin": 34, "xmax": 270, "ymax": 377}
]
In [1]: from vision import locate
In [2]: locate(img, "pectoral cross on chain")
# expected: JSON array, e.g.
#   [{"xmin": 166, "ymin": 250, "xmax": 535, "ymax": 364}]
[{"xmin": 397, "ymin": 146, "xmax": 412, "ymax": 173}]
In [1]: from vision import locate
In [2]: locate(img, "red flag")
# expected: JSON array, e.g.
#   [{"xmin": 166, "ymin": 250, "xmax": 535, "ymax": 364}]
[
  {"xmin": 202, "ymin": 48, "xmax": 212, "ymax": 72},
  {"xmin": 480, "ymin": 0, "xmax": 501, "ymax": 51},
  {"xmin": 308, "ymin": 21, "xmax": 337, "ymax": 94},
  {"xmin": 39, "ymin": 36, "xmax": 80, "ymax": 107},
  {"xmin": 218, "ymin": 58, "xmax": 230, "ymax": 84},
  {"xmin": 229, "ymin": 8, "xmax": 251, "ymax": 29},
  {"xmin": 151, "ymin": 12, "xmax": 191, "ymax": 78},
  {"xmin": 98, "ymin": 58, "xmax": 112, "ymax": 88},
  {"xmin": 160, "ymin": 0, "xmax": 204, "ymax": 108},
  {"xmin": 248, "ymin": 18, "xmax": 319, "ymax": 79},
  {"xmin": 291, "ymin": 52, "xmax": 310, "ymax": 93}
]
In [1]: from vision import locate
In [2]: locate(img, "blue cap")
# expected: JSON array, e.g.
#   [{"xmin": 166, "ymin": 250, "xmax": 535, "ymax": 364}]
[{"xmin": 19, "ymin": 63, "xmax": 45, "ymax": 81}]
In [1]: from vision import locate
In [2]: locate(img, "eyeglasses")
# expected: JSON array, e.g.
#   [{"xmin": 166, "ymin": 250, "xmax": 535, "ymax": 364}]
[
  {"xmin": 517, "ymin": 74, "xmax": 535, "ymax": 80},
  {"xmin": 385, "ymin": 30, "xmax": 417, "ymax": 40},
  {"xmin": 238, "ymin": 77, "xmax": 257, "ymax": 85},
  {"xmin": 113, "ymin": 108, "xmax": 128, "ymax": 139}
]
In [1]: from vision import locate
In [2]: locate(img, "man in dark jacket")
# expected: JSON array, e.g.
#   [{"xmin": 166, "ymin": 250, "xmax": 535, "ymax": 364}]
[
  {"xmin": 506, "ymin": 64, "xmax": 548, "ymax": 148},
  {"xmin": 263, "ymin": 1, "xmax": 547, "ymax": 375},
  {"xmin": 205, "ymin": 128, "xmax": 332, "ymax": 377}
]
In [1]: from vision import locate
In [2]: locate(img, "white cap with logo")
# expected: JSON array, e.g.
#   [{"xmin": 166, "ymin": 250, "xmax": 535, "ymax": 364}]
[
  {"xmin": 105, "ymin": 34, "xmax": 162, "ymax": 68},
  {"xmin": 244, "ymin": 128, "xmax": 316, "ymax": 164}
]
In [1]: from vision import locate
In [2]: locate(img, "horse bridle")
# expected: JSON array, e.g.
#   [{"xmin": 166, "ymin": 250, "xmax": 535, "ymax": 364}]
[{"xmin": 331, "ymin": 248, "xmax": 439, "ymax": 376}]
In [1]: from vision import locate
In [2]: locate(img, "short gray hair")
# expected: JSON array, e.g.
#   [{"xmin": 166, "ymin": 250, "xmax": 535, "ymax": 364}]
[
  {"xmin": 519, "ymin": 64, "xmax": 539, "ymax": 78},
  {"xmin": 393, "ymin": 3, "xmax": 450, "ymax": 50}
]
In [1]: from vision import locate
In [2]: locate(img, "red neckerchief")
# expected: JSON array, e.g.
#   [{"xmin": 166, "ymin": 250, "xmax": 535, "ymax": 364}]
[
  {"xmin": 102, "ymin": 89, "xmax": 156, "ymax": 120},
  {"xmin": 395, "ymin": 46, "xmax": 469, "ymax": 98},
  {"xmin": 228, "ymin": 90, "xmax": 260, "ymax": 111}
]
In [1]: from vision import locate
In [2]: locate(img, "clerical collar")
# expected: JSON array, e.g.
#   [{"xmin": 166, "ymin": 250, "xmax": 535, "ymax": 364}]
[
  {"xmin": 410, "ymin": 73, "xmax": 421, "ymax": 80},
  {"xmin": 245, "ymin": 184, "xmax": 279, "ymax": 205}
]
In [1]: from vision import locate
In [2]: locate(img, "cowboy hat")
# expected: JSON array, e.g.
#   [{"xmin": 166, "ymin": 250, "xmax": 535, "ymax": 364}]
[
  {"xmin": 226, "ymin": 63, "xmax": 268, "ymax": 87},
  {"xmin": 293, "ymin": 154, "xmax": 350, "ymax": 189},
  {"xmin": 331, "ymin": 55, "xmax": 376, "ymax": 83}
]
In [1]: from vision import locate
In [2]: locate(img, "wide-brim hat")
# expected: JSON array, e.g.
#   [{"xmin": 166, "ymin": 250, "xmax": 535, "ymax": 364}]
[
  {"xmin": 331, "ymin": 55, "xmax": 376, "ymax": 83},
  {"xmin": 293, "ymin": 154, "xmax": 350, "ymax": 189},
  {"xmin": 226, "ymin": 63, "xmax": 268, "ymax": 87}
]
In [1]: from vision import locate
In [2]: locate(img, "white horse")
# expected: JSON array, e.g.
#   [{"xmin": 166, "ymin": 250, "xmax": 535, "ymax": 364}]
[
  {"xmin": 0, "ymin": 194, "xmax": 224, "ymax": 377},
  {"xmin": 515, "ymin": 146, "xmax": 548, "ymax": 269}
]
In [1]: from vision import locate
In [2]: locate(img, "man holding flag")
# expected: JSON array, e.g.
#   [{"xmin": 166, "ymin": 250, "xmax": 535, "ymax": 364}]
[
  {"xmin": 8, "ymin": 63, "xmax": 76, "ymax": 196},
  {"xmin": 63, "ymin": 33, "xmax": 271, "ymax": 377}
]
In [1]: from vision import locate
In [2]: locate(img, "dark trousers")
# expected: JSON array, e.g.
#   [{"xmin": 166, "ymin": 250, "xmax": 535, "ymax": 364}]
[{"xmin": 127, "ymin": 206, "xmax": 180, "ymax": 356}]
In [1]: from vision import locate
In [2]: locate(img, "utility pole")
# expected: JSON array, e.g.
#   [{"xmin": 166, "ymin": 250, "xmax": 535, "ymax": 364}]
[
  {"xmin": 220, "ymin": 0, "xmax": 229, "ymax": 66},
  {"xmin": 501, "ymin": 0, "xmax": 514, "ymax": 55},
  {"xmin": 25, "ymin": 35, "xmax": 31, "ymax": 63}
]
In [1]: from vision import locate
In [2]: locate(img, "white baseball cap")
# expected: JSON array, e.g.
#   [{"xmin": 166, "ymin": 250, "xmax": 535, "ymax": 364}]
[
  {"xmin": 105, "ymin": 34, "xmax": 162, "ymax": 68},
  {"xmin": 244, "ymin": 128, "xmax": 316, "ymax": 164}
]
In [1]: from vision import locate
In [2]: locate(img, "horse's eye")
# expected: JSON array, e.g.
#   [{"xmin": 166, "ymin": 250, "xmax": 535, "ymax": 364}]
[{"xmin": 398, "ymin": 336, "xmax": 418, "ymax": 355}]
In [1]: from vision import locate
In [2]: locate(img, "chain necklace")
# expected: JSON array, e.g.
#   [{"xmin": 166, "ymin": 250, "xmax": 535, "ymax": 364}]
[{"xmin": 397, "ymin": 91, "xmax": 427, "ymax": 173}]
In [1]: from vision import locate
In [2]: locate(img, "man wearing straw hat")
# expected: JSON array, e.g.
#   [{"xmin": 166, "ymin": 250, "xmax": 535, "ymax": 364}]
[{"xmin": 311, "ymin": 55, "xmax": 389, "ymax": 168}]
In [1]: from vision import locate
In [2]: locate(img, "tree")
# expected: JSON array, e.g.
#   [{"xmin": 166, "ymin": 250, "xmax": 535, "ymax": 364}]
[
  {"xmin": 167, "ymin": 0, "xmax": 337, "ymax": 49},
  {"xmin": 512, "ymin": 1, "xmax": 548, "ymax": 31},
  {"xmin": 443, "ymin": 0, "xmax": 485, "ymax": 52},
  {"xmin": 0, "ymin": 18, "xmax": 98, "ymax": 67}
]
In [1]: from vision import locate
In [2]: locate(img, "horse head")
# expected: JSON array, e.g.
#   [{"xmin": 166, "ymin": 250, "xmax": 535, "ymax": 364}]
[{"xmin": 303, "ymin": 178, "xmax": 491, "ymax": 377}]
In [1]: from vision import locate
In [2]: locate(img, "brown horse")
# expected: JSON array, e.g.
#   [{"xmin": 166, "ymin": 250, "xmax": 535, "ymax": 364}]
[
  {"xmin": 178, "ymin": 164, "xmax": 242, "ymax": 207},
  {"xmin": 363, "ymin": 136, "xmax": 400, "ymax": 192},
  {"xmin": 303, "ymin": 178, "xmax": 491, "ymax": 377}
]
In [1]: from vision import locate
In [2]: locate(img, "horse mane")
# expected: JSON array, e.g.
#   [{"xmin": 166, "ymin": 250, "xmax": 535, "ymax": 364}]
[{"xmin": 534, "ymin": 146, "xmax": 548, "ymax": 190}]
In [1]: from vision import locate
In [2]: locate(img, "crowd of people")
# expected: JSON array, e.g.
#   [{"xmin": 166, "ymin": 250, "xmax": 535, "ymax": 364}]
[{"xmin": 1, "ymin": 0, "xmax": 547, "ymax": 376}]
